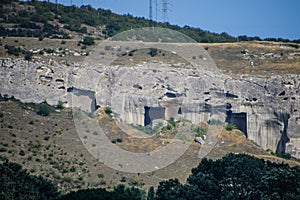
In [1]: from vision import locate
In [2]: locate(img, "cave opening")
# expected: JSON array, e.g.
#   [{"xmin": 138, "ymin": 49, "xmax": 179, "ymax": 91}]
[
  {"xmin": 226, "ymin": 111, "xmax": 248, "ymax": 137},
  {"xmin": 144, "ymin": 106, "xmax": 165, "ymax": 126},
  {"xmin": 67, "ymin": 87, "xmax": 97, "ymax": 112}
]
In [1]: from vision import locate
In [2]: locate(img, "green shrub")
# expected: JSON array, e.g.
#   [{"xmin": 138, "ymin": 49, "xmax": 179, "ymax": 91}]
[
  {"xmin": 225, "ymin": 124, "xmax": 237, "ymax": 131},
  {"xmin": 37, "ymin": 101, "xmax": 52, "ymax": 116},
  {"xmin": 82, "ymin": 36, "xmax": 95, "ymax": 46},
  {"xmin": 111, "ymin": 137, "xmax": 122, "ymax": 143},
  {"xmin": 0, "ymin": 111, "xmax": 3, "ymax": 118},
  {"xmin": 104, "ymin": 107, "xmax": 112, "ymax": 115},
  {"xmin": 24, "ymin": 51, "xmax": 33, "ymax": 61},
  {"xmin": 149, "ymin": 48, "xmax": 158, "ymax": 57},
  {"xmin": 116, "ymin": 138, "xmax": 123, "ymax": 143},
  {"xmin": 62, "ymin": 176, "xmax": 72, "ymax": 183},
  {"xmin": 5, "ymin": 45, "xmax": 22, "ymax": 56},
  {"xmin": 19, "ymin": 150, "xmax": 25, "ymax": 156},
  {"xmin": 56, "ymin": 100, "xmax": 64, "ymax": 109},
  {"xmin": 70, "ymin": 166, "xmax": 76, "ymax": 172},
  {"xmin": 191, "ymin": 125, "xmax": 207, "ymax": 137},
  {"xmin": 44, "ymin": 135, "xmax": 50, "ymax": 141},
  {"xmin": 97, "ymin": 173, "xmax": 104, "ymax": 179},
  {"xmin": 93, "ymin": 131, "xmax": 99, "ymax": 135}
]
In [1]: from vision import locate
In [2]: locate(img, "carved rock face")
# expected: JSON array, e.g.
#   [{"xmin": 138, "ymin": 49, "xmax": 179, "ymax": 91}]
[{"xmin": 1, "ymin": 55, "xmax": 300, "ymax": 158}]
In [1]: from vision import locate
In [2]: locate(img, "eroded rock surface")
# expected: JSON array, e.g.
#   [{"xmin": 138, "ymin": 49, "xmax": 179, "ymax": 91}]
[{"xmin": 1, "ymin": 44, "xmax": 300, "ymax": 159}]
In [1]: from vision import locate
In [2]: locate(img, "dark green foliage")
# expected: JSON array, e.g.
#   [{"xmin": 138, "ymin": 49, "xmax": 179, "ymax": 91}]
[
  {"xmin": 104, "ymin": 107, "xmax": 112, "ymax": 115},
  {"xmin": 59, "ymin": 184, "xmax": 145, "ymax": 200},
  {"xmin": 225, "ymin": 124, "xmax": 237, "ymax": 131},
  {"xmin": 1, "ymin": 1, "xmax": 298, "ymax": 43},
  {"xmin": 155, "ymin": 179, "xmax": 184, "ymax": 200},
  {"xmin": 24, "ymin": 51, "xmax": 33, "ymax": 61},
  {"xmin": 4, "ymin": 45, "xmax": 22, "ymax": 56},
  {"xmin": 163, "ymin": 117, "xmax": 176, "ymax": 131},
  {"xmin": 147, "ymin": 186, "xmax": 155, "ymax": 200},
  {"xmin": 132, "ymin": 122, "xmax": 163, "ymax": 135},
  {"xmin": 37, "ymin": 101, "xmax": 52, "ymax": 116},
  {"xmin": 149, "ymin": 48, "xmax": 158, "ymax": 57},
  {"xmin": 56, "ymin": 100, "xmax": 64, "ymax": 109},
  {"xmin": 0, "ymin": 111, "xmax": 3, "ymax": 118},
  {"xmin": 277, "ymin": 152, "xmax": 292, "ymax": 159},
  {"xmin": 155, "ymin": 153, "xmax": 300, "ymax": 200},
  {"xmin": 19, "ymin": 150, "xmax": 25, "ymax": 156},
  {"xmin": 81, "ymin": 36, "xmax": 95, "ymax": 46},
  {"xmin": 111, "ymin": 137, "xmax": 123, "ymax": 143},
  {"xmin": 0, "ymin": 161, "xmax": 59, "ymax": 200},
  {"xmin": 191, "ymin": 125, "xmax": 207, "ymax": 137}
]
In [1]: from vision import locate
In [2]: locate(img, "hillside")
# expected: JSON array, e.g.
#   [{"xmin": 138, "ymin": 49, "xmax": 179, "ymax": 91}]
[
  {"xmin": 1, "ymin": 0, "xmax": 300, "ymax": 43},
  {"xmin": 1, "ymin": 0, "xmax": 300, "ymax": 197},
  {"xmin": 1, "ymin": 98, "xmax": 299, "ymax": 193}
]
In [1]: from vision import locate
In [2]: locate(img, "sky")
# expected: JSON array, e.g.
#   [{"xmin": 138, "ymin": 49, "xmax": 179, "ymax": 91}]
[{"xmin": 48, "ymin": 0, "xmax": 300, "ymax": 40}]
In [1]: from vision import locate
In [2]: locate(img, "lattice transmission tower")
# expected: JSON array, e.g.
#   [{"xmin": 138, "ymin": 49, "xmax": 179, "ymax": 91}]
[
  {"xmin": 162, "ymin": 0, "xmax": 169, "ymax": 22},
  {"xmin": 149, "ymin": 0, "xmax": 153, "ymax": 20}
]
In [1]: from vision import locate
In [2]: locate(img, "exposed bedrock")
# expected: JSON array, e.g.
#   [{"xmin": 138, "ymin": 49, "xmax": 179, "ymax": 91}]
[{"xmin": 0, "ymin": 57, "xmax": 300, "ymax": 158}]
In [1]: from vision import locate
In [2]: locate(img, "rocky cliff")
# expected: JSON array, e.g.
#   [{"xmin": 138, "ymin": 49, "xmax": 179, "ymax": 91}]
[{"xmin": 1, "ymin": 42, "xmax": 299, "ymax": 159}]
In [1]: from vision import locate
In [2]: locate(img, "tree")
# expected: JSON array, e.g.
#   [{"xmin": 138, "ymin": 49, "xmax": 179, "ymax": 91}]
[
  {"xmin": 147, "ymin": 186, "xmax": 155, "ymax": 200},
  {"xmin": 155, "ymin": 154, "xmax": 300, "ymax": 200},
  {"xmin": 155, "ymin": 179, "xmax": 183, "ymax": 200},
  {"xmin": 0, "ymin": 161, "xmax": 59, "ymax": 200},
  {"xmin": 82, "ymin": 36, "xmax": 95, "ymax": 46},
  {"xmin": 37, "ymin": 101, "xmax": 52, "ymax": 116}
]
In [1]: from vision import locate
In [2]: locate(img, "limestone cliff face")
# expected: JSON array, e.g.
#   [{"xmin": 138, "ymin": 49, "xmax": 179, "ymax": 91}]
[{"xmin": 0, "ymin": 57, "xmax": 300, "ymax": 158}]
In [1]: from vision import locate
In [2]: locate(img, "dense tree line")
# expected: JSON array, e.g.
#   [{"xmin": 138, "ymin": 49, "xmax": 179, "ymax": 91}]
[
  {"xmin": 0, "ymin": 160, "xmax": 59, "ymax": 200},
  {"xmin": 1, "ymin": 154, "xmax": 299, "ymax": 199},
  {"xmin": 155, "ymin": 153, "xmax": 300, "ymax": 200},
  {"xmin": 1, "ymin": 0, "xmax": 299, "ymax": 43}
]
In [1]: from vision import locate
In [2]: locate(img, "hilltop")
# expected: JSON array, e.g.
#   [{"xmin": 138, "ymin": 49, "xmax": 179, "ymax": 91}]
[{"xmin": 1, "ymin": 0, "xmax": 299, "ymax": 43}]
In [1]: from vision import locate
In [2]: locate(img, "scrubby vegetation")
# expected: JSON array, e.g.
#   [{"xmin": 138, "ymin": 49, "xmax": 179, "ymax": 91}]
[{"xmin": 1, "ymin": 0, "xmax": 299, "ymax": 43}]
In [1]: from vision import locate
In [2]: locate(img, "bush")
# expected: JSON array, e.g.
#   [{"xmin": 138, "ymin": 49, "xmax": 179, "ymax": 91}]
[
  {"xmin": 0, "ymin": 111, "xmax": 3, "ymax": 118},
  {"xmin": 56, "ymin": 100, "xmax": 64, "ymax": 109},
  {"xmin": 149, "ymin": 48, "xmax": 158, "ymax": 57},
  {"xmin": 191, "ymin": 125, "xmax": 207, "ymax": 137},
  {"xmin": 82, "ymin": 36, "xmax": 95, "ymax": 46},
  {"xmin": 19, "ymin": 150, "xmax": 25, "ymax": 156},
  {"xmin": 104, "ymin": 107, "xmax": 112, "ymax": 115},
  {"xmin": 111, "ymin": 137, "xmax": 122, "ymax": 143},
  {"xmin": 97, "ymin": 173, "xmax": 104, "ymax": 179},
  {"xmin": 225, "ymin": 124, "xmax": 237, "ymax": 131},
  {"xmin": 5, "ymin": 45, "xmax": 22, "ymax": 56},
  {"xmin": 37, "ymin": 101, "xmax": 52, "ymax": 116},
  {"xmin": 24, "ymin": 51, "xmax": 33, "ymax": 61}
]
